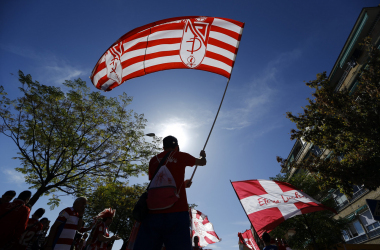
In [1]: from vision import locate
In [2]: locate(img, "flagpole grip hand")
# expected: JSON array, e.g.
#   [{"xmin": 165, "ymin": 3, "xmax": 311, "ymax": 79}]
[
  {"xmin": 200, "ymin": 150, "xmax": 206, "ymax": 158},
  {"xmin": 185, "ymin": 179, "xmax": 192, "ymax": 188}
]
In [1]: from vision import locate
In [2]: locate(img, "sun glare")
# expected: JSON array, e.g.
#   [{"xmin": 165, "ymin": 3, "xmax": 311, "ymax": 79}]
[{"xmin": 161, "ymin": 123, "xmax": 189, "ymax": 149}]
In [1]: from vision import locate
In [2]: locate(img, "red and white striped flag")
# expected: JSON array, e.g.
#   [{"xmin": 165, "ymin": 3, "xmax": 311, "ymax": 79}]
[
  {"xmin": 91, "ymin": 16, "xmax": 244, "ymax": 91},
  {"xmin": 238, "ymin": 229, "xmax": 260, "ymax": 250},
  {"xmin": 231, "ymin": 179, "xmax": 336, "ymax": 237},
  {"xmin": 190, "ymin": 208, "xmax": 221, "ymax": 247}
]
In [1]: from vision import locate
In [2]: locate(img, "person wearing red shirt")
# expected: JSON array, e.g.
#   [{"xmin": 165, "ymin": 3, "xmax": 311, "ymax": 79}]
[
  {"xmin": 134, "ymin": 136, "xmax": 207, "ymax": 250},
  {"xmin": 0, "ymin": 190, "xmax": 16, "ymax": 205},
  {"xmin": 13, "ymin": 208, "xmax": 45, "ymax": 250},
  {"xmin": 0, "ymin": 190, "xmax": 32, "ymax": 248},
  {"xmin": 88, "ymin": 208, "xmax": 120, "ymax": 250}
]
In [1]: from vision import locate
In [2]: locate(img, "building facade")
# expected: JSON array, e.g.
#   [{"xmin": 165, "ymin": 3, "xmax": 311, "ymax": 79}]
[{"xmin": 281, "ymin": 5, "xmax": 380, "ymax": 245}]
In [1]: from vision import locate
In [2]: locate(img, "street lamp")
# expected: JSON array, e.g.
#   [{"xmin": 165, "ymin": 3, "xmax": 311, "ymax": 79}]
[{"xmin": 145, "ymin": 133, "xmax": 155, "ymax": 137}]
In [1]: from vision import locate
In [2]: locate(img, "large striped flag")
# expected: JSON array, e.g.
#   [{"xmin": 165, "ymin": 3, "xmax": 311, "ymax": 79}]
[
  {"xmin": 190, "ymin": 208, "xmax": 221, "ymax": 247},
  {"xmin": 238, "ymin": 229, "xmax": 260, "ymax": 250},
  {"xmin": 231, "ymin": 180, "xmax": 336, "ymax": 237},
  {"xmin": 91, "ymin": 16, "xmax": 244, "ymax": 91}
]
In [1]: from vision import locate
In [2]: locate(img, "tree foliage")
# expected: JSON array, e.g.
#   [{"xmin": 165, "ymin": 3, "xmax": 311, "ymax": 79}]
[
  {"xmin": 0, "ymin": 71, "xmax": 160, "ymax": 207},
  {"xmin": 270, "ymin": 173, "xmax": 347, "ymax": 249},
  {"xmin": 278, "ymin": 38, "xmax": 380, "ymax": 194},
  {"xmin": 84, "ymin": 182, "xmax": 146, "ymax": 241}
]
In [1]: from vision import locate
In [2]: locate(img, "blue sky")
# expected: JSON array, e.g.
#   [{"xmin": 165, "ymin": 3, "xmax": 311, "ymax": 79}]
[{"xmin": 1, "ymin": 1, "xmax": 378, "ymax": 249}]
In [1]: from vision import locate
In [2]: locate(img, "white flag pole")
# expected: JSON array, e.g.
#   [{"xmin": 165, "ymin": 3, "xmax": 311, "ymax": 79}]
[{"xmin": 189, "ymin": 23, "xmax": 244, "ymax": 182}]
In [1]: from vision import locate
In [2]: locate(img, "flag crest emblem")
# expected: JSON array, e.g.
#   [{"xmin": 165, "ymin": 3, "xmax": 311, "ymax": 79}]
[{"xmin": 180, "ymin": 18, "xmax": 213, "ymax": 68}]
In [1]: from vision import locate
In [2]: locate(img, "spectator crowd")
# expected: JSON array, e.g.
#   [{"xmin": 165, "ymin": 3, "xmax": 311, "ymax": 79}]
[{"xmin": 0, "ymin": 190, "xmax": 120, "ymax": 250}]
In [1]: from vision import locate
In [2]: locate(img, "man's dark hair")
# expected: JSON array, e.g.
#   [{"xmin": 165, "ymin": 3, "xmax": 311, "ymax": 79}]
[
  {"xmin": 40, "ymin": 217, "xmax": 49, "ymax": 223},
  {"xmin": 262, "ymin": 232, "xmax": 271, "ymax": 243},
  {"xmin": 163, "ymin": 135, "xmax": 178, "ymax": 149},
  {"xmin": 17, "ymin": 190, "xmax": 32, "ymax": 201},
  {"xmin": 3, "ymin": 190, "xmax": 16, "ymax": 197},
  {"xmin": 34, "ymin": 208, "xmax": 45, "ymax": 217},
  {"xmin": 194, "ymin": 236, "xmax": 199, "ymax": 240}
]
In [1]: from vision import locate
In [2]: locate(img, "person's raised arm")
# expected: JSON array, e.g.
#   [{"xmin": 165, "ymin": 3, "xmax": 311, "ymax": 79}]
[{"xmin": 194, "ymin": 150, "xmax": 206, "ymax": 166}]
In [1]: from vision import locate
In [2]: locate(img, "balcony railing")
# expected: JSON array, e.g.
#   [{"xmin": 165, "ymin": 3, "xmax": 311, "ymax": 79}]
[
  {"xmin": 346, "ymin": 234, "xmax": 368, "ymax": 244},
  {"xmin": 368, "ymin": 227, "xmax": 380, "ymax": 239},
  {"xmin": 345, "ymin": 227, "xmax": 380, "ymax": 244},
  {"xmin": 351, "ymin": 188, "xmax": 369, "ymax": 202}
]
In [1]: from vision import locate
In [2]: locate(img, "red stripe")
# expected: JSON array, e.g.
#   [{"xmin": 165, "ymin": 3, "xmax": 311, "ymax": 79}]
[
  {"xmin": 248, "ymin": 207, "xmax": 284, "ymax": 237},
  {"xmin": 124, "ymin": 41, "xmax": 147, "ymax": 53},
  {"xmin": 150, "ymin": 22, "xmax": 184, "ymax": 34},
  {"xmin": 216, "ymin": 17, "xmax": 245, "ymax": 27},
  {"xmin": 120, "ymin": 69, "xmax": 145, "ymax": 84},
  {"xmin": 197, "ymin": 64, "xmax": 230, "ymax": 79},
  {"xmin": 205, "ymin": 51, "xmax": 233, "ymax": 67},
  {"xmin": 147, "ymin": 38, "xmax": 182, "ymax": 47},
  {"xmin": 95, "ymin": 75, "xmax": 109, "ymax": 89},
  {"xmin": 204, "ymin": 236, "xmax": 216, "ymax": 244},
  {"xmin": 121, "ymin": 55, "xmax": 145, "ymax": 69},
  {"xmin": 208, "ymin": 38, "xmax": 238, "ymax": 54},
  {"xmin": 231, "ymin": 180, "xmax": 267, "ymax": 199},
  {"xmin": 145, "ymin": 50, "xmax": 179, "ymax": 61},
  {"xmin": 145, "ymin": 62, "xmax": 187, "ymax": 74},
  {"xmin": 211, "ymin": 26, "xmax": 240, "ymax": 40},
  {"xmin": 56, "ymin": 238, "xmax": 74, "ymax": 245},
  {"xmin": 206, "ymin": 231, "xmax": 220, "ymax": 239}
]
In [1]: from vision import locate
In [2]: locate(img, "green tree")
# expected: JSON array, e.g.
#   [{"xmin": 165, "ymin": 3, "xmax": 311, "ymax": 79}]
[
  {"xmin": 84, "ymin": 182, "xmax": 146, "ymax": 241},
  {"xmin": 278, "ymin": 38, "xmax": 380, "ymax": 194},
  {"xmin": 269, "ymin": 173, "xmax": 347, "ymax": 250},
  {"xmin": 0, "ymin": 71, "xmax": 160, "ymax": 207}
]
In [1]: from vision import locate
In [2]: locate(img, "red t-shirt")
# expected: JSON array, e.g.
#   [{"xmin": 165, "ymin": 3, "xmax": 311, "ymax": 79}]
[
  {"xmin": 13, "ymin": 218, "xmax": 43, "ymax": 250},
  {"xmin": 149, "ymin": 150, "xmax": 197, "ymax": 213},
  {"xmin": 0, "ymin": 199, "xmax": 30, "ymax": 247},
  {"xmin": 90, "ymin": 222, "xmax": 109, "ymax": 250}
]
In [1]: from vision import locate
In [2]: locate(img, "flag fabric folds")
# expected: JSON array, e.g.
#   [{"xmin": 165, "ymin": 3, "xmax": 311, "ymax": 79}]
[
  {"xmin": 231, "ymin": 179, "xmax": 336, "ymax": 237},
  {"xmin": 91, "ymin": 16, "xmax": 244, "ymax": 91},
  {"xmin": 190, "ymin": 208, "xmax": 221, "ymax": 247},
  {"xmin": 238, "ymin": 229, "xmax": 260, "ymax": 250}
]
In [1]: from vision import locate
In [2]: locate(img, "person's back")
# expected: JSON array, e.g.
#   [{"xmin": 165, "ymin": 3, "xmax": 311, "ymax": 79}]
[
  {"xmin": 262, "ymin": 233, "xmax": 278, "ymax": 250},
  {"xmin": 134, "ymin": 135, "xmax": 207, "ymax": 250},
  {"xmin": 0, "ymin": 190, "xmax": 32, "ymax": 247},
  {"xmin": 13, "ymin": 208, "xmax": 45, "ymax": 250}
]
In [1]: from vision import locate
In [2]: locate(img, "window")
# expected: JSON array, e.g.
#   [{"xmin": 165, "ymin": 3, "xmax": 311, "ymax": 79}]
[
  {"xmin": 342, "ymin": 220, "xmax": 365, "ymax": 241},
  {"xmin": 359, "ymin": 210, "xmax": 380, "ymax": 232},
  {"xmin": 333, "ymin": 191, "xmax": 348, "ymax": 206}
]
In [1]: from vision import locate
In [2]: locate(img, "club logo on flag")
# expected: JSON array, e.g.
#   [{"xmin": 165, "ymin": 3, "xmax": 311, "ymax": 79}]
[
  {"xmin": 105, "ymin": 41, "xmax": 124, "ymax": 84},
  {"xmin": 180, "ymin": 18, "xmax": 212, "ymax": 68}
]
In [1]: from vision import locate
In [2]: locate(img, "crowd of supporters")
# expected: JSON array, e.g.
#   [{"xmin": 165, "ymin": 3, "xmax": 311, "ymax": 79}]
[{"xmin": 0, "ymin": 190, "xmax": 120, "ymax": 250}]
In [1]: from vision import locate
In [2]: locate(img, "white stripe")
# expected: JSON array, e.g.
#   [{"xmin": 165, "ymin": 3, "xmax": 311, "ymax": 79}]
[
  {"xmin": 207, "ymin": 44, "xmax": 235, "ymax": 61},
  {"xmin": 121, "ymin": 48, "xmax": 146, "ymax": 62},
  {"xmin": 240, "ymin": 189, "xmax": 319, "ymax": 215},
  {"xmin": 144, "ymin": 55, "xmax": 181, "ymax": 68},
  {"xmin": 146, "ymin": 43, "xmax": 180, "ymax": 55},
  {"xmin": 202, "ymin": 57, "xmax": 231, "ymax": 73},
  {"xmin": 258, "ymin": 180, "xmax": 283, "ymax": 194},
  {"xmin": 212, "ymin": 18, "xmax": 242, "ymax": 34},
  {"xmin": 148, "ymin": 29, "xmax": 183, "ymax": 41},
  {"xmin": 93, "ymin": 68, "xmax": 106, "ymax": 87},
  {"xmin": 59, "ymin": 228, "xmax": 76, "ymax": 239},
  {"xmin": 100, "ymin": 79, "xmax": 115, "ymax": 91},
  {"xmin": 209, "ymin": 31, "xmax": 239, "ymax": 47},
  {"xmin": 122, "ymin": 61, "xmax": 145, "ymax": 77},
  {"xmin": 122, "ymin": 36, "xmax": 148, "ymax": 52}
]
